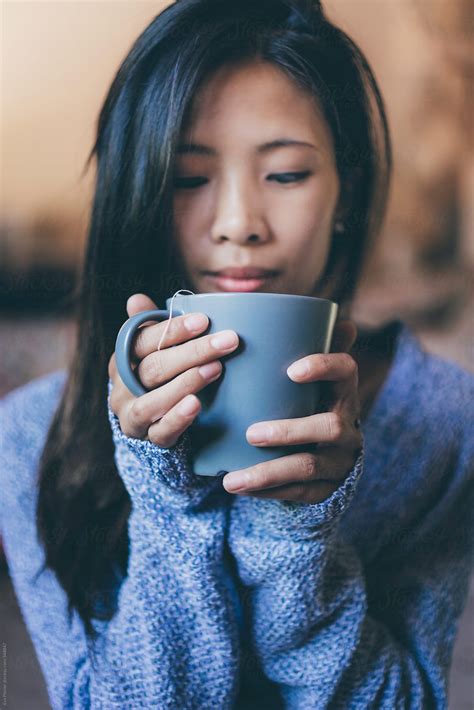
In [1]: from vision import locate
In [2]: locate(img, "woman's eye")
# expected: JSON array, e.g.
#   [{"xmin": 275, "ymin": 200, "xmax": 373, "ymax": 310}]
[
  {"xmin": 268, "ymin": 171, "xmax": 312, "ymax": 184},
  {"xmin": 173, "ymin": 176, "xmax": 208, "ymax": 189},
  {"xmin": 173, "ymin": 171, "xmax": 312, "ymax": 190}
]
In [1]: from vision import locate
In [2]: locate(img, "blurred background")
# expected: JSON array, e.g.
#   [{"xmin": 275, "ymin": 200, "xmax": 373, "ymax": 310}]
[{"xmin": 0, "ymin": 1, "xmax": 472, "ymax": 708}]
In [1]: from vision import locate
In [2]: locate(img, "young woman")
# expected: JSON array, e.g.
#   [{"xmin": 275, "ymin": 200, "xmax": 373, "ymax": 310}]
[{"xmin": 1, "ymin": 1, "xmax": 472, "ymax": 708}]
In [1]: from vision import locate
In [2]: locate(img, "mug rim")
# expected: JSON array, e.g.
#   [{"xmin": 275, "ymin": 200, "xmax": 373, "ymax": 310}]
[{"xmin": 166, "ymin": 291, "xmax": 338, "ymax": 306}]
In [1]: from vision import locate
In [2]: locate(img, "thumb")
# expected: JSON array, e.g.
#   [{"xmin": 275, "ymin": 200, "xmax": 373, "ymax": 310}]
[
  {"xmin": 126, "ymin": 293, "xmax": 160, "ymax": 330},
  {"xmin": 126, "ymin": 293, "xmax": 159, "ymax": 318},
  {"xmin": 330, "ymin": 319, "xmax": 358, "ymax": 354}
]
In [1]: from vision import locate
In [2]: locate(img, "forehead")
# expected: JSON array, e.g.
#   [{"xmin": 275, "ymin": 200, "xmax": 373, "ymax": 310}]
[{"xmin": 181, "ymin": 60, "xmax": 333, "ymax": 150}]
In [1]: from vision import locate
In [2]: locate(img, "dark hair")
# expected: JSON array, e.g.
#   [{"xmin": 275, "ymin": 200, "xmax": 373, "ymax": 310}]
[{"xmin": 36, "ymin": 0, "xmax": 392, "ymax": 637}]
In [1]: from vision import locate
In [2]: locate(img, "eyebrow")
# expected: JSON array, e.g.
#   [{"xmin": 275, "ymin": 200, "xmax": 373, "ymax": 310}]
[{"xmin": 176, "ymin": 138, "xmax": 320, "ymax": 156}]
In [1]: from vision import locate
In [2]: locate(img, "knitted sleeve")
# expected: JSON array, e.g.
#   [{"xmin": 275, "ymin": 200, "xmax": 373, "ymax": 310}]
[
  {"xmin": 228, "ymin": 440, "xmax": 474, "ymax": 709},
  {"xmin": 0, "ymin": 377, "xmax": 240, "ymax": 710}
]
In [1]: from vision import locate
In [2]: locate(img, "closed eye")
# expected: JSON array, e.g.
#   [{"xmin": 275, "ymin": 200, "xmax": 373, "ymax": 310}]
[
  {"xmin": 173, "ymin": 171, "xmax": 312, "ymax": 189},
  {"xmin": 269, "ymin": 171, "xmax": 312, "ymax": 184},
  {"xmin": 173, "ymin": 176, "xmax": 208, "ymax": 189}
]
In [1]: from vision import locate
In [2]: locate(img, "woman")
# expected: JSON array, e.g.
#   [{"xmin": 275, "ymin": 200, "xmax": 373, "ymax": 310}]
[{"xmin": 1, "ymin": 1, "xmax": 472, "ymax": 708}]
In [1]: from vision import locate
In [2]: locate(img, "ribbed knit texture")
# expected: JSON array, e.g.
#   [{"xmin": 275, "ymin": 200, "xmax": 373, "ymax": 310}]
[{"xmin": 1, "ymin": 322, "xmax": 473, "ymax": 709}]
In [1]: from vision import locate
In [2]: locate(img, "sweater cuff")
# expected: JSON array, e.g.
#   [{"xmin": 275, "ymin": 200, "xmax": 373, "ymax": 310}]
[
  {"xmin": 230, "ymin": 443, "xmax": 365, "ymax": 540},
  {"xmin": 107, "ymin": 378, "xmax": 223, "ymax": 511}
]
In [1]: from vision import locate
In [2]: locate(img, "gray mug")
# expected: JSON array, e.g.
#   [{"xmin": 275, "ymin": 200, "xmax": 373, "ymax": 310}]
[{"xmin": 114, "ymin": 292, "xmax": 338, "ymax": 476}]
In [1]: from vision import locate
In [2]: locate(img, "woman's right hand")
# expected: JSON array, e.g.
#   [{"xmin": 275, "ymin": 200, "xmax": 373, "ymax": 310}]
[{"xmin": 108, "ymin": 293, "xmax": 239, "ymax": 448}]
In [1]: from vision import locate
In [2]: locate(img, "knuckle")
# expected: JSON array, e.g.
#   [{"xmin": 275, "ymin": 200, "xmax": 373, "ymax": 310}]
[
  {"xmin": 256, "ymin": 467, "xmax": 274, "ymax": 489},
  {"xmin": 133, "ymin": 326, "xmax": 149, "ymax": 358},
  {"xmin": 318, "ymin": 354, "xmax": 333, "ymax": 374},
  {"xmin": 159, "ymin": 319, "xmax": 178, "ymax": 348},
  {"xmin": 185, "ymin": 366, "xmax": 201, "ymax": 389},
  {"xmin": 326, "ymin": 412, "xmax": 344, "ymax": 442},
  {"xmin": 195, "ymin": 336, "xmax": 209, "ymax": 360},
  {"xmin": 299, "ymin": 453, "xmax": 318, "ymax": 481},
  {"xmin": 142, "ymin": 354, "xmax": 165, "ymax": 385},
  {"xmin": 118, "ymin": 414, "xmax": 135, "ymax": 438},
  {"xmin": 280, "ymin": 421, "xmax": 292, "ymax": 444},
  {"xmin": 342, "ymin": 353, "xmax": 357, "ymax": 375},
  {"xmin": 128, "ymin": 397, "xmax": 146, "ymax": 427},
  {"xmin": 149, "ymin": 410, "xmax": 184, "ymax": 449}
]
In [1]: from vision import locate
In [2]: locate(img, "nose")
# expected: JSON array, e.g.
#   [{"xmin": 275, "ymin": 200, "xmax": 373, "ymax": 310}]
[{"xmin": 210, "ymin": 176, "xmax": 271, "ymax": 245}]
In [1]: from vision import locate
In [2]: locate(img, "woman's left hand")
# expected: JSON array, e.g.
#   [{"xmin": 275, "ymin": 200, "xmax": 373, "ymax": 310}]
[{"xmin": 222, "ymin": 320, "xmax": 363, "ymax": 503}]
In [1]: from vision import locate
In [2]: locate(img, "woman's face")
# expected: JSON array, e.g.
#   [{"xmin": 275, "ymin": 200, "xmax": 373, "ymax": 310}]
[{"xmin": 172, "ymin": 60, "xmax": 342, "ymax": 297}]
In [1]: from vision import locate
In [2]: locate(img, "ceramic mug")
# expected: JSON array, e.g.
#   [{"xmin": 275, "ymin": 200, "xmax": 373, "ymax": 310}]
[{"xmin": 115, "ymin": 292, "xmax": 338, "ymax": 476}]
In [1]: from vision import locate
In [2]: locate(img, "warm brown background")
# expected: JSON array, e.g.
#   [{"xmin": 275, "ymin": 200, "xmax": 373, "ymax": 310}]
[{"xmin": 1, "ymin": 1, "xmax": 472, "ymax": 708}]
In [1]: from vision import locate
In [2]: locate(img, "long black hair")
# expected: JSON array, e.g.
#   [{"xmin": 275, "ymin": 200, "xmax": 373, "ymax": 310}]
[{"xmin": 36, "ymin": 0, "xmax": 392, "ymax": 638}]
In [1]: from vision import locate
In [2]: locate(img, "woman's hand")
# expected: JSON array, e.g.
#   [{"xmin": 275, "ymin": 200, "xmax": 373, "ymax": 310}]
[
  {"xmin": 222, "ymin": 320, "xmax": 363, "ymax": 503},
  {"xmin": 108, "ymin": 293, "xmax": 240, "ymax": 448}
]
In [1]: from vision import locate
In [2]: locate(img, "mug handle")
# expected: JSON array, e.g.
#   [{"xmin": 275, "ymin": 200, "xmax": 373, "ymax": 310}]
[{"xmin": 114, "ymin": 308, "xmax": 184, "ymax": 397}]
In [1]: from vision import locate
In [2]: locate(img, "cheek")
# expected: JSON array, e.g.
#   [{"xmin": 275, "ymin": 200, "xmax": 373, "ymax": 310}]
[
  {"xmin": 271, "ymin": 193, "xmax": 333, "ymax": 252},
  {"xmin": 278, "ymin": 189, "xmax": 337, "ymax": 278},
  {"xmin": 271, "ymin": 173, "xmax": 338, "ymax": 231},
  {"xmin": 173, "ymin": 196, "xmax": 192, "ymax": 236},
  {"xmin": 173, "ymin": 194, "xmax": 211, "ymax": 243},
  {"xmin": 172, "ymin": 198, "xmax": 200, "ymax": 259}
]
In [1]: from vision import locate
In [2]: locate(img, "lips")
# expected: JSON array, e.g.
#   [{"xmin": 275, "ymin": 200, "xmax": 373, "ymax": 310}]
[
  {"xmin": 202, "ymin": 266, "xmax": 280, "ymax": 292},
  {"xmin": 205, "ymin": 272, "xmax": 278, "ymax": 293},
  {"xmin": 207, "ymin": 267, "xmax": 279, "ymax": 279}
]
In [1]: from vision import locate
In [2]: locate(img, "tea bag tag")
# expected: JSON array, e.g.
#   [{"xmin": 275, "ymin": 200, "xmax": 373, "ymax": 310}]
[{"xmin": 157, "ymin": 289, "xmax": 197, "ymax": 352}]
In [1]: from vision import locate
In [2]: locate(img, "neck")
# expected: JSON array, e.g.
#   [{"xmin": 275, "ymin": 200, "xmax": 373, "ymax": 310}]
[{"xmin": 350, "ymin": 320, "xmax": 402, "ymax": 422}]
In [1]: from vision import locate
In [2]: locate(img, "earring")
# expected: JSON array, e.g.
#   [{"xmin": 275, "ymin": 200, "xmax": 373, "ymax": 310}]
[{"xmin": 334, "ymin": 220, "xmax": 345, "ymax": 234}]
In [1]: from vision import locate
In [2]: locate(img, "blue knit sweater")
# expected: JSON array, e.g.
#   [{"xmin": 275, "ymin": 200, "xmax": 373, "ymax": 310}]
[{"xmin": 1, "ymin": 322, "xmax": 473, "ymax": 709}]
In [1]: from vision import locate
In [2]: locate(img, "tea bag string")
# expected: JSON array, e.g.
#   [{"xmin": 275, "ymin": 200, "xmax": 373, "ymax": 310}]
[{"xmin": 157, "ymin": 289, "xmax": 197, "ymax": 352}]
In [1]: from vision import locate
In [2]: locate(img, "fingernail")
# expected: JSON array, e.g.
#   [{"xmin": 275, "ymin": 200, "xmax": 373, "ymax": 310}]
[
  {"xmin": 223, "ymin": 471, "xmax": 249, "ymax": 491},
  {"xmin": 184, "ymin": 313, "xmax": 208, "ymax": 333},
  {"xmin": 178, "ymin": 395, "xmax": 199, "ymax": 416},
  {"xmin": 247, "ymin": 424, "xmax": 271, "ymax": 443},
  {"xmin": 287, "ymin": 360, "xmax": 309, "ymax": 378},
  {"xmin": 210, "ymin": 330, "xmax": 238, "ymax": 350},
  {"xmin": 198, "ymin": 361, "xmax": 222, "ymax": 380}
]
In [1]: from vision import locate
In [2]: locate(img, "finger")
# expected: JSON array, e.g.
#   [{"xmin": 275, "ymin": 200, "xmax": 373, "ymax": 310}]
[
  {"xmin": 119, "ymin": 359, "xmax": 223, "ymax": 439},
  {"xmin": 222, "ymin": 448, "xmax": 352, "ymax": 493},
  {"xmin": 131, "ymin": 309, "xmax": 211, "ymax": 363},
  {"xmin": 127, "ymin": 293, "xmax": 159, "ymax": 319},
  {"xmin": 124, "ymin": 298, "xmax": 211, "ymax": 363},
  {"xmin": 127, "ymin": 294, "xmax": 162, "ymax": 340},
  {"xmin": 137, "ymin": 327, "xmax": 238, "ymax": 390},
  {"xmin": 125, "ymin": 293, "xmax": 161, "ymax": 365},
  {"xmin": 146, "ymin": 393, "xmax": 202, "ymax": 448},
  {"xmin": 245, "ymin": 480, "xmax": 341, "ymax": 503},
  {"xmin": 287, "ymin": 351, "xmax": 359, "ymax": 411},
  {"xmin": 108, "ymin": 352, "xmax": 117, "ymax": 379},
  {"xmin": 246, "ymin": 411, "xmax": 361, "ymax": 449}
]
